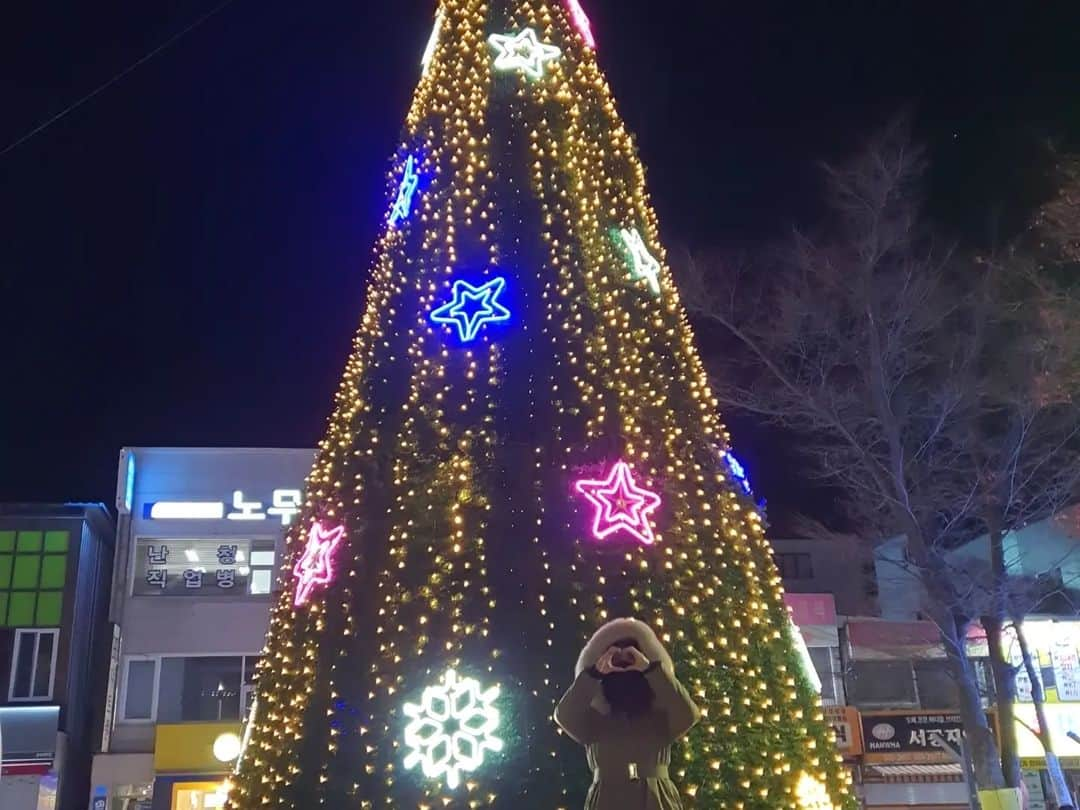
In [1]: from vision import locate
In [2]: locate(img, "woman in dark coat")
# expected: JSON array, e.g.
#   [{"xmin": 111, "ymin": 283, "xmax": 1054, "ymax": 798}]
[{"xmin": 555, "ymin": 618, "xmax": 700, "ymax": 810}]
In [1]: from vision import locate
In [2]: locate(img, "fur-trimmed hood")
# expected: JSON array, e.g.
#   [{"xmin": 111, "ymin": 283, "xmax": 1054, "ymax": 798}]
[{"xmin": 575, "ymin": 618, "xmax": 673, "ymax": 677}]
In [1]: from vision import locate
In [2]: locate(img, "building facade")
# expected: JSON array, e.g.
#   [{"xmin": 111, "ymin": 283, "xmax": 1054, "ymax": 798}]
[
  {"xmin": 0, "ymin": 503, "xmax": 115, "ymax": 810},
  {"xmin": 90, "ymin": 448, "xmax": 314, "ymax": 810},
  {"xmin": 776, "ymin": 538, "xmax": 977, "ymax": 808}
]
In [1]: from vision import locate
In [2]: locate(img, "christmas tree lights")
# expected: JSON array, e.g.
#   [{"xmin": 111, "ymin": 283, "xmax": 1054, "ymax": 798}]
[{"xmin": 227, "ymin": 1, "xmax": 856, "ymax": 808}]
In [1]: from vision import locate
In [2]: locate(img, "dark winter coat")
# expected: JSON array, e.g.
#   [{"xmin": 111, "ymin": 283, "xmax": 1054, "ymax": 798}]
[{"xmin": 555, "ymin": 619, "xmax": 700, "ymax": 810}]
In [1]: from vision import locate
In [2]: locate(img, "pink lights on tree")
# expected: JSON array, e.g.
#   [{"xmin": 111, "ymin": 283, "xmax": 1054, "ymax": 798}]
[
  {"xmin": 293, "ymin": 520, "xmax": 346, "ymax": 607},
  {"xmin": 574, "ymin": 460, "xmax": 662, "ymax": 545},
  {"xmin": 565, "ymin": 0, "xmax": 596, "ymax": 49}
]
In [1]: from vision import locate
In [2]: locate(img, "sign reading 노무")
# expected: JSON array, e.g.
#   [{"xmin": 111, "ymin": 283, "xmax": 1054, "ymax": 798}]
[{"xmin": 143, "ymin": 489, "xmax": 303, "ymax": 526}]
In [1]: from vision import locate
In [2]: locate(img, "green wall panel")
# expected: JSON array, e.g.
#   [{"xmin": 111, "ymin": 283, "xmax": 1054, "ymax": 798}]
[
  {"xmin": 43, "ymin": 530, "xmax": 69, "ymax": 553},
  {"xmin": 8, "ymin": 592, "xmax": 35, "ymax": 626},
  {"xmin": 35, "ymin": 592, "xmax": 62, "ymax": 626},
  {"xmin": 39, "ymin": 555, "xmax": 66, "ymax": 589},
  {"xmin": 16, "ymin": 531, "xmax": 43, "ymax": 552}
]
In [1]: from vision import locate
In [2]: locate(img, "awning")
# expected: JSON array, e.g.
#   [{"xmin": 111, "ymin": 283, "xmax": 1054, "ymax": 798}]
[
  {"xmin": 785, "ymin": 593, "xmax": 839, "ymax": 646},
  {"xmin": 0, "ymin": 706, "xmax": 60, "ymax": 776},
  {"xmin": 865, "ymin": 763, "xmax": 963, "ymax": 781},
  {"xmin": 848, "ymin": 619, "xmax": 987, "ymax": 661}
]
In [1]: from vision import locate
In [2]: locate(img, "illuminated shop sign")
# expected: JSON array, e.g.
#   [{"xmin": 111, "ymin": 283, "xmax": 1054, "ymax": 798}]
[
  {"xmin": 134, "ymin": 538, "xmax": 276, "ymax": 597},
  {"xmin": 860, "ymin": 711, "xmax": 965, "ymax": 764}
]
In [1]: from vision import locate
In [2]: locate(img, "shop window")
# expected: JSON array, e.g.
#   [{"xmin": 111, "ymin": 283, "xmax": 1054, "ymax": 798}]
[
  {"xmin": 172, "ymin": 782, "xmax": 229, "ymax": 810},
  {"xmin": 847, "ymin": 659, "xmax": 918, "ymax": 707},
  {"xmin": 128, "ymin": 655, "xmax": 261, "ymax": 723},
  {"xmin": 0, "ymin": 529, "xmax": 69, "ymax": 626},
  {"xmin": 132, "ymin": 538, "xmax": 276, "ymax": 597},
  {"xmin": 9, "ymin": 628, "xmax": 59, "ymax": 701},
  {"xmin": 109, "ymin": 783, "xmax": 153, "ymax": 810},
  {"xmin": 915, "ymin": 659, "xmax": 960, "ymax": 708}
]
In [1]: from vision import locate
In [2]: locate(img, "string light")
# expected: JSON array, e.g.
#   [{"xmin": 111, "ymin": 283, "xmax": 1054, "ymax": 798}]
[{"xmin": 797, "ymin": 771, "xmax": 838, "ymax": 810}]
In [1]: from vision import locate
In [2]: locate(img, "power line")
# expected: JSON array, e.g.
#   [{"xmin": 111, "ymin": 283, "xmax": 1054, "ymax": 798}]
[{"xmin": 1, "ymin": 0, "xmax": 241, "ymax": 158}]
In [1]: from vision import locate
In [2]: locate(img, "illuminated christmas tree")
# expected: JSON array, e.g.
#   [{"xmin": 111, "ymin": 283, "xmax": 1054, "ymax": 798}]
[{"xmin": 226, "ymin": 1, "xmax": 854, "ymax": 808}]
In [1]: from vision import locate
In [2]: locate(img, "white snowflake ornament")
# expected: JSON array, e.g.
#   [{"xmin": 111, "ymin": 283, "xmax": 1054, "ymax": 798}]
[{"xmin": 403, "ymin": 668, "xmax": 504, "ymax": 789}]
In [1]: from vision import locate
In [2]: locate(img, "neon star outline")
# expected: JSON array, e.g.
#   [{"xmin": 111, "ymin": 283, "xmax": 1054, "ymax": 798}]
[
  {"xmin": 618, "ymin": 227, "xmax": 662, "ymax": 295},
  {"xmin": 574, "ymin": 460, "xmax": 662, "ymax": 545},
  {"xmin": 403, "ymin": 668, "xmax": 503, "ymax": 789},
  {"xmin": 488, "ymin": 28, "xmax": 562, "ymax": 80},
  {"xmin": 293, "ymin": 520, "xmax": 346, "ymax": 607},
  {"xmin": 565, "ymin": 0, "xmax": 596, "ymax": 49},
  {"xmin": 723, "ymin": 450, "xmax": 753, "ymax": 495},
  {"xmin": 421, "ymin": 9, "xmax": 444, "ymax": 75},
  {"xmin": 430, "ymin": 277, "xmax": 511, "ymax": 342},
  {"xmin": 390, "ymin": 155, "xmax": 420, "ymax": 227}
]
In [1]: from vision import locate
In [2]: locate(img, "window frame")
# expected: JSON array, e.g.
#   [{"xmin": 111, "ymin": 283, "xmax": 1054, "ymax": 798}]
[
  {"xmin": 808, "ymin": 645, "xmax": 844, "ymax": 706},
  {"xmin": 119, "ymin": 655, "xmax": 161, "ymax": 724},
  {"xmin": 8, "ymin": 628, "xmax": 60, "ymax": 702},
  {"xmin": 117, "ymin": 652, "xmax": 262, "ymax": 724}
]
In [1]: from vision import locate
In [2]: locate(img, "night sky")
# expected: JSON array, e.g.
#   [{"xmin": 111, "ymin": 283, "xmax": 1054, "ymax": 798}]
[{"xmin": 2, "ymin": 1, "xmax": 1078, "ymax": 516}]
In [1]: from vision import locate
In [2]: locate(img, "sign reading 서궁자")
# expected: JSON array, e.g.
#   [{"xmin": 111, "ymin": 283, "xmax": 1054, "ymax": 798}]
[{"xmin": 860, "ymin": 711, "xmax": 964, "ymax": 764}]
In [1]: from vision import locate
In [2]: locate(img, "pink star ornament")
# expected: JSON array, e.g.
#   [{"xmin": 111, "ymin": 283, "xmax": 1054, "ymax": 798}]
[
  {"xmin": 574, "ymin": 460, "xmax": 663, "ymax": 545},
  {"xmin": 293, "ymin": 520, "xmax": 346, "ymax": 607},
  {"xmin": 565, "ymin": 0, "xmax": 596, "ymax": 49}
]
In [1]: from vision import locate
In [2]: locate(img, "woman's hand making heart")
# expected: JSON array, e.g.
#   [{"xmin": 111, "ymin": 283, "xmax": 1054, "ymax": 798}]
[
  {"xmin": 594, "ymin": 649, "xmax": 617, "ymax": 675},
  {"xmin": 622, "ymin": 646, "xmax": 651, "ymax": 672}
]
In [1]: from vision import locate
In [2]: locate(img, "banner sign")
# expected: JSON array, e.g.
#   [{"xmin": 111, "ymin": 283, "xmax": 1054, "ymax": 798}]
[
  {"xmin": 861, "ymin": 711, "xmax": 963, "ymax": 764},
  {"xmin": 824, "ymin": 706, "xmax": 863, "ymax": 755}
]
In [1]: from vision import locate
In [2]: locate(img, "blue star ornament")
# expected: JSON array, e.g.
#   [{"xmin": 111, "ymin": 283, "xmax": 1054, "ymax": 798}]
[
  {"xmin": 430, "ymin": 277, "xmax": 512, "ymax": 342},
  {"xmin": 390, "ymin": 155, "xmax": 420, "ymax": 227},
  {"xmin": 488, "ymin": 28, "xmax": 562, "ymax": 80}
]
